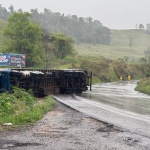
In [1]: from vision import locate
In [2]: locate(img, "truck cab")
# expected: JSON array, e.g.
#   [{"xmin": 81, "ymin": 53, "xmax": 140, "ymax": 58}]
[{"xmin": 0, "ymin": 69, "xmax": 11, "ymax": 93}]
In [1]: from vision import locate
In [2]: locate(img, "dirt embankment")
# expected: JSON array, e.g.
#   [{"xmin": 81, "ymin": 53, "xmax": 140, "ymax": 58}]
[{"xmin": 0, "ymin": 102, "xmax": 150, "ymax": 150}]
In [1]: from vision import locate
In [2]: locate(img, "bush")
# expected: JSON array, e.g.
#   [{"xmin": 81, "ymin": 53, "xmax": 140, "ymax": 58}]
[
  {"xmin": 0, "ymin": 92, "xmax": 17, "ymax": 116},
  {"xmin": 0, "ymin": 88, "xmax": 55, "ymax": 126},
  {"xmin": 12, "ymin": 87, "xmax": 35, "ymax": 106},
  {"xmin": 135, "ymin": 78, "xmax": 150, "ymax": 95}
]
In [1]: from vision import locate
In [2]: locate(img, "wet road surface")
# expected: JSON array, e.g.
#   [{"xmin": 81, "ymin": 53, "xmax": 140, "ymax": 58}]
[
  {"xmin": 53, "ymin": 80, "xmax": 150, "ymax": 138},
  {"xmin": 80, "ymin": 80, "xmax": 150, "ymax": 115}
]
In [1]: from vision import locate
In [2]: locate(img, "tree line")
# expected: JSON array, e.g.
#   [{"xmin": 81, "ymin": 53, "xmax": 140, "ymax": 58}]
[
  {"xmin": 0, "ymin": 4, "xmax": 110, "ymax": 45},
  {"xmin": 2, "ymin": 12, "xmax": 75, "ymax": 67}
]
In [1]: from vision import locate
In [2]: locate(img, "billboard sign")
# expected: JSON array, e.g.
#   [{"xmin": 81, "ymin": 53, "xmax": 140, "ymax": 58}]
[
  {"xmin": 0, "ymin": 54, "xmax": 9, "ymax": 66},
  {"xmin": 0, "ymin": 53, "xmax": 25, "ymax": 67}
]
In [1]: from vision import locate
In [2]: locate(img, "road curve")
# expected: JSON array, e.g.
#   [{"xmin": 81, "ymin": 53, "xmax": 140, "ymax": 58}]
[{"xmin": 53, "ymin": 80, "xmax": 150, "ymax": 138}]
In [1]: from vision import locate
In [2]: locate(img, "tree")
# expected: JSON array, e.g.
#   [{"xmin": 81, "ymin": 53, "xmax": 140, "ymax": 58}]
[
  {"xmin": 30, "ymin": 9, "xmax": 39, "ymax": 23},
  {"xmin": 3, "ymin": 12, "xmax": 42, "ymax": 66},
  {"xmin": 0, "ymin": 5, "xmax": 10, "ymax": 20},
  {"xmin": 0, "ymin": 6, "xmax": 111, "ymax": 45},
  {"xmin": 139, "ymin": 57, "xmax": 147, "ymax": 64},
  {"xmin": 139, "ymin": 24, "xmax": 144, "ymax": 30},
  {"xmin": 129, "ymin": 38, "xmax": 133, "ymax": 50},
  {"xmin": 8, "ymin": 5, "xmax": 14, "ymax": 14},
  {"xmin": 50, "ymin": 33, "xmax": 75, "ymax": 59},
  {"xmin": 29, "ymin": 8, "xmax": 110, "ymax": 45},
  {"xmin": 144, "ymin": 48, "xmax": 150, "ymax": 64},
  {"xmin": 71, "ymin": 15, "xmax": 78, "ymax": 21},
  {"xmin": 17, "ymin": 9, "xmax": 23, "ymax": 13},
  {"xmin": 41, "ymin": 29, "xmax": 55, "ymax": 69},
  {"xmin": 144, "ymin": 49, "xmax": 150, "ymax": 58}
]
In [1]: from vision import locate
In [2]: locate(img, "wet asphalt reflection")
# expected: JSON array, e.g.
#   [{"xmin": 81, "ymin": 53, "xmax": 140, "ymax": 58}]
[
  {"xmin": 53, "ymin": 80, "xmax": 150, "ymax": 137},
  {"xmin": 80, "ymin": 80, "xmax": 150, "ymax": 115}
]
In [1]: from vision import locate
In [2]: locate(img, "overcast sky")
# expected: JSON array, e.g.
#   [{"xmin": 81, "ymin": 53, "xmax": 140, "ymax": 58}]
[{"xmin": 0, "ymin": 0, "xmax": 150, "ymax": 29}]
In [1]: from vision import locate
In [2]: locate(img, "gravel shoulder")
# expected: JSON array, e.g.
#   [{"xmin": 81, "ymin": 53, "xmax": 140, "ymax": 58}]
[{"xmin": 0, "ymin": 101, "xmax": 150, "ymax": 150}]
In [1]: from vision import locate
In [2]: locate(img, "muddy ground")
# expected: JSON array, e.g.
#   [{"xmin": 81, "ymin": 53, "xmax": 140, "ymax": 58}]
[{"xmin": 0, "ymin": 101, "xmax": 150, "ymax": 150}]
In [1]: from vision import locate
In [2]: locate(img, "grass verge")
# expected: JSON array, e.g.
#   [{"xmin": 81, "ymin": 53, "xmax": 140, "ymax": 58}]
[
  {"xmin": 135, "ymin": 78, "xmax": 150, "ymax": 95},
  {"xmin": 0, "ymin": 88, "xmax": 55, "ymax": 130}
]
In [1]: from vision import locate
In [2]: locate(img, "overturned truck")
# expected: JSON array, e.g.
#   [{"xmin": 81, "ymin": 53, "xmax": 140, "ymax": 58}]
[{"xmin": 0, "ymin": 69, "xmax": 92, "ymax": 96}]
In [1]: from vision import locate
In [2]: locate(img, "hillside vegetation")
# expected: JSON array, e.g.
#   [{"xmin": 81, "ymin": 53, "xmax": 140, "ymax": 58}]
[
  {"xmin": 1, "ymin": 19, "xmax": 150, "ymax": 61},
  {"xmin": 0, "ymin": 6, "xmax": 150, "ymax": 61},
  {"xmin": 135, "ymin": 78, "xmax": 150, "ymax": 95},
  {"xmin": 76, "ymin": 29, "xmax": 150, "ymax": 59},
  {"xmin": 0, "ymin": 10, "xmax": 149, "ymax": 84},
  {"xmin": 0, "ymin": 5, "xmax": 110, "ymax": 45}
]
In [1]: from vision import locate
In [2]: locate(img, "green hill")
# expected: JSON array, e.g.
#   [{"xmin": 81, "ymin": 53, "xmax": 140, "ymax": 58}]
[
  {"xmin": 76, "ymin": 29, "xmax": 150, "ymax": 60},
  {"xmin": 0, "ymin": 18, "xmax": 150, "ymax": 61}
]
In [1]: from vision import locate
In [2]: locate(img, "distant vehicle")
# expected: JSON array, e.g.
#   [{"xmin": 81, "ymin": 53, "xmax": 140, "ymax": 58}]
[{"xmin": 0, "ymin": 53, "xmax": 25, "ymax": 67}]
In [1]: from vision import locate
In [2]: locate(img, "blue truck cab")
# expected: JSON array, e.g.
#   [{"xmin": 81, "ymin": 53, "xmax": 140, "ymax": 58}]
[{"xmin": 0, "ymin": 69, "xmax": 11, "ymax": 93}]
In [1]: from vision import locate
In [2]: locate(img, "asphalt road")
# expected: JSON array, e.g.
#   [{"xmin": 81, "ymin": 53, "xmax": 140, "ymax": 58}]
[
  {"xmin": 53, "ymin": 80, "xmax": 150, "ymax": 138},
  {"xmin": 81, "ymin": 80, "xmax": 150, "ymax": 115}
]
